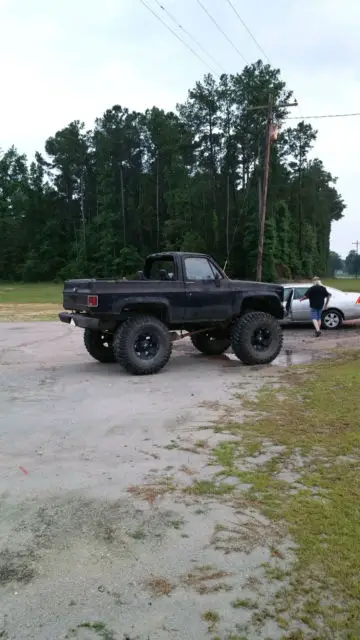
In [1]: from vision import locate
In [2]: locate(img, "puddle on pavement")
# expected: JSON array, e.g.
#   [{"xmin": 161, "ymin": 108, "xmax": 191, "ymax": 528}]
[
  {"xmin": 272, "ymin": 349, "xmax": 321, "ymax": 367},
  {"xmin": 205, "ymin": 349, "xmax": 322, "ymax": 368}
]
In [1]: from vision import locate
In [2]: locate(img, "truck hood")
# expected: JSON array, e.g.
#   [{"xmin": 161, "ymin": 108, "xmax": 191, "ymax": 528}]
[{"xmin": 229, "ymin": 279, "xmax": 284, "ymax": 301}]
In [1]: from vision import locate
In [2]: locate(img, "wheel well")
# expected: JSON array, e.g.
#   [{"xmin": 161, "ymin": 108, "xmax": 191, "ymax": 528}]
[
  {"xmin": 241, "ymin": 296, "xmax": 282, "ymax": 319},
  {"xmin": 322, "ymin": 307, "xmax": 344, "ymax": 318},
  {"xmin": 121, "ymin": 304, "xmax": 169, "ymax": 324}
]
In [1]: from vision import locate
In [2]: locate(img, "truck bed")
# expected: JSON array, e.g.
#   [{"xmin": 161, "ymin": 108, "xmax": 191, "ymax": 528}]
[{"xmin": 63, "ymin": 278, "xmax": 186, "ymax": 312}]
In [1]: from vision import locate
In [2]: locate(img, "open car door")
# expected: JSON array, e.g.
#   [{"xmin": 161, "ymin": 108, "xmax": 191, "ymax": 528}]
[{"xmin": 282, "ymin": 288, "xmax": 294, "ymax": 320}]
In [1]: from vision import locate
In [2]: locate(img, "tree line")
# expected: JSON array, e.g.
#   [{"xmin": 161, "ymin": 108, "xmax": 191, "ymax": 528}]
[
  {"xmin": 329, "ymin": 250, "xmax": 360, "ymax": 277},
  {"xmin": 0, "ymin": 60, "xmax": 345, "ymax": 283}
]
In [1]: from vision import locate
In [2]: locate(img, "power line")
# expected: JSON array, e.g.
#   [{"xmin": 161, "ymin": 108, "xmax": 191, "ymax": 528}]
[
  {"xmin": 222, "ymin": 2, "xmax": 305, "ymax": 124},
  {"xmin": 153, "ymin": 0, "xmax": 225, "ymax": 73},
  {"xmin": 139, "ymin": 0, "xmax": 219, "ymax": 76},
  {"xmin": 285, "ymin": 111, "xmax": 360, "ymax": 121},
  {"xmin": 196, "ymin": 0, "xmax": 248, "ymax": 64},
  {"xmin": 224, "ymin": 0, "xmax": 270, "ymax": 63}
]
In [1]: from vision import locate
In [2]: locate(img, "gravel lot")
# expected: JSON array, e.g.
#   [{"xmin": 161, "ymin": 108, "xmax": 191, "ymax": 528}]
[{"xmin": 0, "ymin": 322, "xmax": 359, "ymax": 640}]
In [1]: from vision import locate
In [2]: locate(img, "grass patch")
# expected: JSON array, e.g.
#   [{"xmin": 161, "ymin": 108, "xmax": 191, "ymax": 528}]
[
  {"xmin": 0, "ymin": 282, "xmax": 62, "ymax": 304},
  {"xmin": 183, "ymin": 565, "xmax": 233, "ymax": 594},
  {"xmin": 67, "ymin": 621, "xmax": 116, "ymax": 639},
  {"xmin": 323, "ymin": 277, "xmax": 360, "ymax": 292},
  {"xmin": 0, "ymin": 303, "xmax": 61, "ymax": 322},
  {"xmin": 184, "ymin": 479, "xmax": 234, "ymax": 496},
  {"xmin": 232, "ymin": 598, "xmax": 258, "ymax": 610},
  {"xmin": 129, "ymin": 527, "xmax": 147, "ymax": 540},
  {"xmin": 288, "ymin": 278, "xmax": 360, "ymax": 293},
  {"xmin": 210, "ymin": 351, "xmax": 360, "ymax": 636},
  {"xmin": 0, "ymin": 282, "xmax": 62, "ymax": 321},
  {"xmin": 169, "ymin": 518, "xmax": 184, "ymax": 529},
  {"xmin": 146, "ymin": 576, "xmax": 174, "ymax": 597},
  {"xmin": 127, "ymin": 478, "xmax": 175, "ymax": 504},
  {"xmin": 212, "ymin": 636, "xmax": 248, "ymax": 640},
  {"xmin": 202, "ymin": 609, "xmax": 220, "ymax": 631}
]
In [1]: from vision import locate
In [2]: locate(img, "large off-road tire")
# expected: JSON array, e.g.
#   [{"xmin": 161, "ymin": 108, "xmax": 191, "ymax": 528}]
[
  {"xmin": 113, "ymin": 315, "xmax": 172, "ymax": 375},
  {"xmin": 83, "ymin": 328, "xmax": 116, "ymax": 363},
  {"xmin": 231, "ymin": 311, "xmax": 283, "ymax": 365},
  {"xmin": 321, "ymin": 308, "xmax": 343, "ymax": 330},
  {"xmin": 191, "ymin": 330, "xmax": 230, "ymax": 356}
]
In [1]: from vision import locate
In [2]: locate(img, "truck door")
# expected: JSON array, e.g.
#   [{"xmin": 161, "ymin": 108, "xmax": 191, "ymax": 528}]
[
  {"xmin": 183, "ymin": 256, "xmax": 231, "ymax": 322},
  {"xmin": 146, "ymin": 256, "xmax": 186, "ymax": 323}
]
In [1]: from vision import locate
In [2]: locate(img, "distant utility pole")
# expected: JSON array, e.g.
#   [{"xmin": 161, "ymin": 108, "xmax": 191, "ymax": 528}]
[
  {"xmin": 353, "ymin": 240, "xmax": 359, "ymax": 278},
  {"xmin": 249, "ymin": 97, "xmax": 298, "ymax": 281},
  {"xmin": 80, "ymin": 168, "xmax": 86, "ymax": 260}
]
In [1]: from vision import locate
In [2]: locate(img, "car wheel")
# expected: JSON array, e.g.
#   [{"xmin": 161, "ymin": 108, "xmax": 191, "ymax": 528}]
[{"xmin": 322, "ymin": 309, "xmax": 343, "ymax": 330}]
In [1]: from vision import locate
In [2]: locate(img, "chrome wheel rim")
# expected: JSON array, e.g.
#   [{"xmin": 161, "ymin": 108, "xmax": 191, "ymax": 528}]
[{"xmin": 323, "ymin": 312, "xmax": 340, "ymax": 329}]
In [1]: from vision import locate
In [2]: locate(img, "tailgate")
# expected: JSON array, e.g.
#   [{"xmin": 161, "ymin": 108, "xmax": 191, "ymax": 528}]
[{"xmin": 63, "ymin": 279, "xmax": 96, "ymax": 310}]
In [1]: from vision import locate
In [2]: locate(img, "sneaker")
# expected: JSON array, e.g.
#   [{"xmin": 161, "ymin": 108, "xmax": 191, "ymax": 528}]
[{"xmin": 316, "ymin": 330, "xmax": 321, "ymax": 337}]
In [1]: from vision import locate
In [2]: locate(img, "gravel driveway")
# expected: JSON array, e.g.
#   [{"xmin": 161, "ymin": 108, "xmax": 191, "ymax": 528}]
[{"xmin": 0, "ymin": 322, "xmax": 359, "ymax": 640}]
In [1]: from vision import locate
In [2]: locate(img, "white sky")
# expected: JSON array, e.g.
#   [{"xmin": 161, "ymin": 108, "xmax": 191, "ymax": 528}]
[{"xmin": 1, "ymin": 0, "xmax": 359, "ymax": 258}]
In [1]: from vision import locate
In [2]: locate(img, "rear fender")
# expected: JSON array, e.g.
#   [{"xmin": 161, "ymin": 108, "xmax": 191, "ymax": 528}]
[{"xmin": 113, "ymin": 296, "xmax": 171, "ymax": 323}]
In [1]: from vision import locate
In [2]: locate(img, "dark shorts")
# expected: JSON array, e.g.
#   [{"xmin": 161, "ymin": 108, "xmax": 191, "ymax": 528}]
[{"xmin": 310, "ymin": 308, "xmax": 322, "ymax": 321}]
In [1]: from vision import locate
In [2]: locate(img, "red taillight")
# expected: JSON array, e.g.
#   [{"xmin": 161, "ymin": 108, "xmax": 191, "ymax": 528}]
[
  {"xmin": 356, "ymin": 297, "xmax": 360, "ymax": 305},
  {"xmin": 87, "ymin": 295, "xmax": 98, "ymax": 307}
]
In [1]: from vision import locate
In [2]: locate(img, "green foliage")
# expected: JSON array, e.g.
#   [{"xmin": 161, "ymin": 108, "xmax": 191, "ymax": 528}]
[
  {"xmin": 345, "ymin": 250, "xmax": 360, "ymax": 277},
  {"xmin": 0, "ymin": 61, "xmax": 345, "ymax": 281},
  {"xmin": 328, "ymin": 250, "xmax": 344, "ymax": 277}
]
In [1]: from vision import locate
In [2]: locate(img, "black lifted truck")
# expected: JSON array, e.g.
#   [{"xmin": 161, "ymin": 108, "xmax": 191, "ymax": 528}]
[{"xmin": 59, "ymin": 252, "xmax": 284, "ymax": 375}]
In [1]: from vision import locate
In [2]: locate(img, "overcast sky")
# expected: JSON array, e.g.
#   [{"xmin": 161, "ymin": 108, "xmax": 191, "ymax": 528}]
[{"xmin": 1, "ymin": 0, "xmax": 359, "ymax": 258}]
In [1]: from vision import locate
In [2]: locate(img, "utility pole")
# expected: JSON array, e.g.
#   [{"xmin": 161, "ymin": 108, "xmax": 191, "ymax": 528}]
[
  {"xmin": 256, "ymin": 95, "xmax": 273, "ymax": 282},
  {"xmin": 120, "ymin": 161, "xmax": 126, "ymax": 248},
  {"xmin": 353, "ymin": 240, "xmax": 359, "ymax": 278},
  {"xmin": 251, "ymin": 97, "xmax": 298, "ymax": 281},
  {"xmin": 156, "ymin": 154, "xmax": 160, "ymax": 250},
  {"xmin": 80, "ymin": 168, "xmax": 86, "ymax": 261},
  {"xmin": 226, "ymin": 174, "xmax": 230, "ymax": 258}
]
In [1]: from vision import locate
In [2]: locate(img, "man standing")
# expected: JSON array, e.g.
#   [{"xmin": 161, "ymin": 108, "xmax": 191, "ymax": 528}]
[{"xmin": 300, "ymin": 277, "xmax": 332, "ymax": 336}]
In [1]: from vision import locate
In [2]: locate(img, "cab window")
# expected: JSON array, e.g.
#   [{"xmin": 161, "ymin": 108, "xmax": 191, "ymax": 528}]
[
  {"xmin": 185, "ymin": 257, "xmax": 216, "ymax": 281},
  {"xmin": 147, "ymin": 258, "xmax": 176, "ymax": 280}
]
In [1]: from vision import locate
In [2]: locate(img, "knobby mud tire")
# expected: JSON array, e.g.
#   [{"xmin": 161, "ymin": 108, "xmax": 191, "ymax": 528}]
[
  {"xmin": 83, "ymin": 328, "xmax": 116, "ymax": 363},
  {"xmin": 190, "ymin": 331, "xmax": 230, "ymax": 356},
  {"xmin": 113, "ymin": 315, "xmax": 172, "ymax": 375},
  {"xmin": 231, "ymin": 311, "xmax": 283, "ymax": 365}
]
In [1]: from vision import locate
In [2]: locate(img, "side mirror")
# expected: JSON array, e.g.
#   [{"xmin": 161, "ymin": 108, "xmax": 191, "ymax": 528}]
[
  {"xmin": 214, "ymin": 272, "xmax": 221, "ymax": 287},
  {"xmin": 137, "ymin": 270, "xmax": 145, "ymax": 280}
]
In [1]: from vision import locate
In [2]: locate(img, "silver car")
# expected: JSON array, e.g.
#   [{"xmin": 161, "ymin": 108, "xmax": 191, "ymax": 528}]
[{"xmin": 282, "ymin": 283, "xmax": 360, "ymax": 329}]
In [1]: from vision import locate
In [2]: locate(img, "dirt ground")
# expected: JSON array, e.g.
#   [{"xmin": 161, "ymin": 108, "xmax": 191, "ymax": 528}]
[{"xmin": 0, "ymin": 322, "xmax": 359, "ymax": 640}]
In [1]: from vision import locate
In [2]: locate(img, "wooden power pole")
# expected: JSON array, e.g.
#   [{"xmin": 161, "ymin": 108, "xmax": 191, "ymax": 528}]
[
  {"xmin": 256, "ymin": 95, "xmax": 273, "ymax": 282},
  {"xmin": 255, "ymin": 97, "xmax": 298, "ymax": 281}
]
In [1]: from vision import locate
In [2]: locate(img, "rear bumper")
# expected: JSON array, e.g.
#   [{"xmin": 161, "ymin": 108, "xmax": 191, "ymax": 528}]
[{"xmin": 59, "ymin": 312, "xmax": 100, "ymax": 330}]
